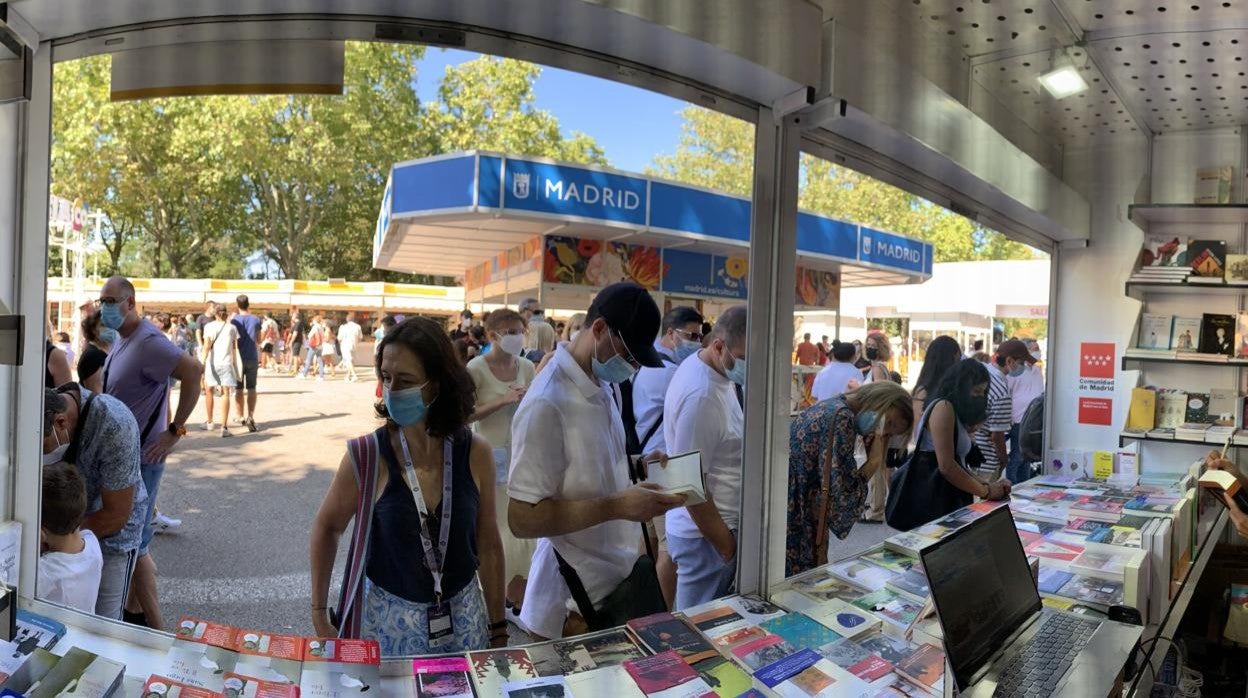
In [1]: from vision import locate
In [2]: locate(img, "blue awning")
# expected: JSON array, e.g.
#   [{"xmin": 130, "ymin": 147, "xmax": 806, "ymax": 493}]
[{"xmin": 374, "ymin": 151, "xmax": 934, "ymax": 287}]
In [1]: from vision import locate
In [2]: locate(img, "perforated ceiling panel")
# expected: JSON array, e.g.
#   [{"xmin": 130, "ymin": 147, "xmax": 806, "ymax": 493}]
[{"xmin": 895, "ymin": 0, "xmax": 1248, "ymax": 145}]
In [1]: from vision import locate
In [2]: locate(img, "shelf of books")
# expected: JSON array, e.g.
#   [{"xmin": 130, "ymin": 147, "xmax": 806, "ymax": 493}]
[{"xmin": 1129, "ymin": 203, "xmax": 1248, "ymax": 227}]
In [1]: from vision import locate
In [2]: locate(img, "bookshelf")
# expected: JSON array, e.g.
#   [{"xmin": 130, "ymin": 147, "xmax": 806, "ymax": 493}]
[
  {"xmin": 1121, "ymin": 354, "xmax": 1246, "ymax": 369},
  {"xmin": 1119, "ymin": 432, "xmax": 1247, "ymax": 449},
  {"xmin": 1129, "ymin": 203, "xmax": 1248, "ymax": 226},
  {"xmin": 1126, "ymin": 281, "xmax": 1248, "ymax": 299}
]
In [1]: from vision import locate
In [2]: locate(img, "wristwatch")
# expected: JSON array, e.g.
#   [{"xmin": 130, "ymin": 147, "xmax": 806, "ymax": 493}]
[{"xmin": 168, "ymin": 423, "xmax": 187, "ymax": 437}]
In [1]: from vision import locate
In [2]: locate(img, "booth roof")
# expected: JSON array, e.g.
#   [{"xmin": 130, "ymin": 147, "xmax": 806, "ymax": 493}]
[{"xmin": 839, "ymin": 259, "xmax": 1050, "ymax": 319}]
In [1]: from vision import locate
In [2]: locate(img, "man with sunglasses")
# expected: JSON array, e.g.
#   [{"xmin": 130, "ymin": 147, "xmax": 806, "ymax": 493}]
[
  {"xmin": 508, "ymin": 282, "xmax": 687, "ymax": 639},
  {"xmin": 97, "ymin": 276, "xmax": 203, "ymax": 629}
]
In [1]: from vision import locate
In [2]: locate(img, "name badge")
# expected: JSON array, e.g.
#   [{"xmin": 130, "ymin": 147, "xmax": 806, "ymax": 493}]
[{"xmin": 427, "ymin": 601, "xmax": 454, "ymax": 646}]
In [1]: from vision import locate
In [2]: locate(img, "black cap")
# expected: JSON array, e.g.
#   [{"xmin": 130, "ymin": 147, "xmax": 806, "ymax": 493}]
[{"xmin": 588, "ymin": 282, "xmax": 664, "ymax": 368}]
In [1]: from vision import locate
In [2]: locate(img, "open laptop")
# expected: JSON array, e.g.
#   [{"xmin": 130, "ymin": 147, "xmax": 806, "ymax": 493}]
[{"xmin": 920, "ymin": 505, "xmax": 1143, "ymax": 697}]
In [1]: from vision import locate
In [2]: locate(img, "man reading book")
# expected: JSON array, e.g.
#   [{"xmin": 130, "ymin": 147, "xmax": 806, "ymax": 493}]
[{"xmin": 1205, "ymin": 451, "xmax": 1248, "ymax": 537}]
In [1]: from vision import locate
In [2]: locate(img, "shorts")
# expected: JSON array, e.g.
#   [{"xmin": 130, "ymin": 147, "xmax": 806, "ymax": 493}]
[
  {"xmin": 139, "ymin": 461, "xmax": 166, "ymax": 555},
  {"xmin": 205, "ymin": 362, "xmax": 238, "ymax": 388},
  {"xmin": 291, "ymin": 341, "xmax": 303, "ymax": 357},
  {"xmin": 240, "ymin": 361, "xmax": 259, "ymax": 391}
]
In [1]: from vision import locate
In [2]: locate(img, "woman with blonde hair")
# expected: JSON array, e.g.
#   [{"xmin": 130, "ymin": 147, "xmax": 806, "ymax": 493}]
[
  {"xmin": 562, "ymin": 313, "xmax": 586, "ymax": 342},
  {"xmin": 785, "ymin": 381, "xmax": 914, "ymax": 576}
]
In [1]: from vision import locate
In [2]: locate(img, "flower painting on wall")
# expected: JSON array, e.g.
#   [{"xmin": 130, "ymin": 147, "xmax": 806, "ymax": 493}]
[{"xmin": 543, "ymin": 234, "xmax": 666, "ymax": 290}]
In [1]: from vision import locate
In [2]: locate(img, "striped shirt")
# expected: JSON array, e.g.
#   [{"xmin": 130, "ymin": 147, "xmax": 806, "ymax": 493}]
[{"xmin": 974, "ymin": 363, "xmax": 1012, "ymax": 468}]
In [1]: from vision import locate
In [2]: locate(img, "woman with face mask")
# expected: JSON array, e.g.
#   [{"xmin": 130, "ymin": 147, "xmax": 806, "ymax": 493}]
[
  {"xmin": 78, "ymin": 310, "xmax": 118, "ymax": 394},
  {"xmin": 465, "ymin": 309, "xmax": 537, "ymax": 614},
  {"xmin": 563, "ymin": 312, "xmax": 586, "ymax": 342},
  {"xmin": 310, "ymin": 317, "xmax": 506, "ymax": 654},
  {"xmin": 785, "ymin": 381, "xmax": 914, "ymax": 576},
  {"xmin": 884, "ymin": 359, "xmax": 1012, "ymax": 531},
  {"xmin": 861, "ymin": 331, "xmax": 892, "ymax": 384}
]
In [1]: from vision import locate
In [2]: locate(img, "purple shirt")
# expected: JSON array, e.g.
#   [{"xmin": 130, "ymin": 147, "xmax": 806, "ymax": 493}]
[{"xmin": 102, "ymin": 320, "xmax": 184, "ymax": 462}]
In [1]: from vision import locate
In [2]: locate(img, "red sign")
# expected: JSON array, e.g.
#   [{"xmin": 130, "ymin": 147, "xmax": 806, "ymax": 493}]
[
  {"xmin": 1078, "ymin": 397, "xmax": 1113, "ymax": 426},
  {"xmin": 1079, "ymin": 342, "xmax": 1116, "ymax": 379}
]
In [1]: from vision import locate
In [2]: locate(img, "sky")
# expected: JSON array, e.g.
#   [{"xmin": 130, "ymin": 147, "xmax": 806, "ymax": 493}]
[{"xmin": 413, "ymin": 48, "xmax": 689, "ymax": 173}]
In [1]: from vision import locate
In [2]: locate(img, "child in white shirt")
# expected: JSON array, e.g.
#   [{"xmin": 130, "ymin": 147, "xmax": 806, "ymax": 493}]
[{"xmin": 38, "ymin": 463, "xmax": 102, "ymax": 614}]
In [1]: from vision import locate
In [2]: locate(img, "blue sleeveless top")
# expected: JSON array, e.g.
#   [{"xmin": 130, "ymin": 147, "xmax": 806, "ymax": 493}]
[{"xmin": 366, "ymin": 426, "xmax": 480, "ymax": 604}]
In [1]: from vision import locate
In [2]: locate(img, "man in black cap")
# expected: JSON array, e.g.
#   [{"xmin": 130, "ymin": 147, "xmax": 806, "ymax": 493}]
[{"xmin": 508, "ymin": 282, "xmax": 687, "ymax": 639}]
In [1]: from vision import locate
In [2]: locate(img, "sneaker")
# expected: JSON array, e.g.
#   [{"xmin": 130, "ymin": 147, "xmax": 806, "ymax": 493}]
[
  {"xmin": 153, "ymin": 511, "xmax": 182, "ymax": 534},
  {"xmin": 221, "ymin": 427, "xmax": 233, "ymax": 438},
  {"xmin": 246, "ymin": 418, "xmax": 258, "ymax": 433},
  {"xmin": 205, "ymin": 421, "xmax": 216, "ymax": 431}
]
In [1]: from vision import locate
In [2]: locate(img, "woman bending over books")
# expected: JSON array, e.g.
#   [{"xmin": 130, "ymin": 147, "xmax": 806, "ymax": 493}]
[{"xmin": 310, "ymin": 317, "xmax": 507, "ymax": 655}]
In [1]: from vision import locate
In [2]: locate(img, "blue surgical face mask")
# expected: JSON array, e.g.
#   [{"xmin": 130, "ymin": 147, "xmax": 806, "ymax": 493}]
[
  {"xmin": 592, "ymin": 330, "xmax": 638, "ymax": 384},
  {"xmin": 856, "ymin": 410, "xmax": 878, "ymax": 435},
  {"xmin": 384, "ymin": 383, "xmax": 430, "ymax": 427},
  {"xmin": 1008, "ymin": 363, "xmax": 1027, "ymax": 378},
  {"xmin": 722, "ymin": 351, "xmax": 747, "ymax": 386},
  {"xmin": 98, "ymin": 328, "xmax": 118, "ymax": 345},
  {"xmin": 99, "ymin": 301, "xmax": 126, "ymax": 330},
  {"xmin": 674, "ymin": 339, "xmax": 701, "ymax": 363}
]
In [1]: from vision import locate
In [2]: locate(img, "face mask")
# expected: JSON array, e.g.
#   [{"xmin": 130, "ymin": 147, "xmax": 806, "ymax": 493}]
[
  {"xmin": 865, "ymin": 346, "xmax": 880, "ymax": 361},
  {"xmin": 43, "ymin": 426, "xmax": 69, "ymax": 465},
  {"xmin": 100, "ymin": 301, "xmax": 126, "ymax": 330},
  {"xmin": 1008, "ymin": 363, "xmax": 1026, "ymax": 378},
  {"xmin": 855, "ymin": 410, "xmax": 878, "ymax": 436},
  {"xmin": 98, "ymin": 328, "xmax": 118, "ymax": 345},
  {"xmin": 674, "ymin": 339, "xmax": 700, "ymax": 363},
  {"xmin": 591, "ymin": 330, "xmax": 637, "ymax": 384},
  {"xmin": 497, "ymin": 333, "xmax": 525, "ymax": 356},
  {"xmin": 384, "ymin": 384, "xmax": 430, "ymax": 427},
  {"xmin": 717, "ymin": 347, "xmax": 746, "ymax": 386}
]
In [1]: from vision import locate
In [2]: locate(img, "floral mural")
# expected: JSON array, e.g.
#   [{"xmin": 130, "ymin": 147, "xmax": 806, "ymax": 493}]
[{"xmin": 543, "ymin": 235, "xmax": 666, "ymax": 290}]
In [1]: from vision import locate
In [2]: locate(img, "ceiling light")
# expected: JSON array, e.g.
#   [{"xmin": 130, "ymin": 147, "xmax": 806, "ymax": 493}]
[{"xmin": 1038, "ymin": 65, "xmax": 1088, "ymax": 99}]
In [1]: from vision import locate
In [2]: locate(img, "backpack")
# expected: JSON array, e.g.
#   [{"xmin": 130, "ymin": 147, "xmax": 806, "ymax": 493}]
[
  {"xmin": 1019, "ymin": 395, "xmax": 1045, "ymax": 463},
  {"xmin": 619, "ymin": 355, "xmax": 675, "ymax": 456}
]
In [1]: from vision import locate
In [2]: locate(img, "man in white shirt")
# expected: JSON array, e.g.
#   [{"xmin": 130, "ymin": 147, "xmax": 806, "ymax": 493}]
[
  {"xmin": 810, "ymin": 340, "xmax": 863, "ymax": 402},
  {"xmin": 1006, "ymin": 339, "xmax": 1045, "ymax": 483},
  {"xmin": 336, "ymin": 312, "xmax": 364, "ymax": 382},
  {"xmin": 975, "ymin": 339, "xmax": 1035, "ymax": 477},
  {"xmin": 663, "ymin": 306, "xmax": 747, "ymax": 610},
  {"xmin": 508, "ymin": 282, "xmax": 686, "ymax": 639}
]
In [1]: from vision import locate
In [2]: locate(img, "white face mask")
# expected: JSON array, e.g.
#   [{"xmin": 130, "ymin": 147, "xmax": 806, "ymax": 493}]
[
  {"xmin": 43, "ymin": 426, "xmax": 69, "ymax": 465},
  {"xmin": 497, "ymin": 333, "xmax": 526, "ymax": 356}
]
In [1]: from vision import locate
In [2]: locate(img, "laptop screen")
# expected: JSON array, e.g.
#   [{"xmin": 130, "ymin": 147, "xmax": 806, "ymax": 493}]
[{"xmin": 920, "ymin": 505, "xmax": 1042, "ymax": 690}]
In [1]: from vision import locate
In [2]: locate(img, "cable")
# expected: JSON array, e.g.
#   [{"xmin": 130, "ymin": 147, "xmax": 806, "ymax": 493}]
[
  {"xmin": 1176, "ymin": 666, "xmax": 1203, "ymax": 697},
  {"xmin": 1140, "ymin": 634, "xmax": 1177, "ymax": 687}
]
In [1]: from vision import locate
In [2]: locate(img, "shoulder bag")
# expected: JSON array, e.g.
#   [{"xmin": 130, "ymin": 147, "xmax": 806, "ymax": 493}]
[
  {"xmin": 329, "ymin": 431, "xmax": 383, "ymax": 638},
  {"xmin": 884, "ymin": 400, "xmax": 974, "ymax": 531}
]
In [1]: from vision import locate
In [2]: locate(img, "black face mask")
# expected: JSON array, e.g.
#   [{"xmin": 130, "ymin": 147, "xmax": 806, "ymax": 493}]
[
  {"xmin": 865, "ymin": 346, "xmax": 879, "ymax": 361},
  {"xmin": 953, "ymin": 392, "xmax": 989, "ymax": 426}
]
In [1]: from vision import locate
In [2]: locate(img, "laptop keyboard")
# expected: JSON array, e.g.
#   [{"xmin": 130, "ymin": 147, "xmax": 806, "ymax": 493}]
[{"xmin": 992, "ymin": 613, "xmax": 1100, "ymax": 697}]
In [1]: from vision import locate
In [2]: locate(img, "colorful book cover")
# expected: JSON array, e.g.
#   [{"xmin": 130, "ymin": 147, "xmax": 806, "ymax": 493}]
[
  {"xmin": 145, "ymin": 676, "xmax": 219, "ymax": 698},
  {"xmin": 1171, "ymin": 318, "xmax": 1201, "ymax": 352},
  {"xmin": 730, "ymin": 634, "xmax": 798, "ymax": 671},
  {"xmin": 1138, "ymin": 314, "xmax": 1173, "ymax": 349},
  {"xmin": 626, "ymin": 612, "xmax": 718, "ymax": 665},
  {"xmin": 1237, "ymin": 312, "xmax": 1248, "ymax": 358},
  {"xmin": 1024, "ymin": 538, "xmax": 1083, "ymax": 563},
  {"xmin": 789, "ymin": 574, "xmax": 866, "ymax": 603},
  {"xmin": 1071, "ymin": 550, "xmax": 1129, "ymax": 577},
  {"xmin": 230, "ymin": 630, "xmax": 303, "ymax": 684},
  {"xmin": 857, "ymin": 634, "xmax": 920, "ymax": 666},
  {"xmin": 691, "ymin": 656, "xmax": 751, "ymax": 697},
  {"xmin": 753, "ymin": 649, "xmax": 869, "ymax": 697},
  {"xmin": 1066, "ymin": 518, "xmax": 1109, "ymax": 535},
  {"xmin": 860, "ymin": 549, "xmax": 919, "ymax": 574},
  {"xmin": 1143, "ymin": 235, "xmax": 1186, "ymax": 266},
  {"xmin": 1186, "ymin": 392, "xmax": 1212, "ymax": 423},
  {"xmin": 13, "ymin": 611, "xmax": 65, "ymax": 655},
  {"xmin": 849, "ymin": 589, "xmax": 922, "ymax": 629},
  {"xmin": 885, "ymin": 568, "xmax": 930, "ymax": 600},
  {"xmin": 896, "ymin": 644, "xmax": 945, "ymax": 690},
  {"xmin": 1087, "ymin": 526, "xmax": 1143, "ymax": 548},
  {"xmin": 1037, "ymin": 566, "xmax": 1075, "ymax": 595},
  {"xmin": 816, "ymin": 637, "xmax": 872, "ymax": 671},
  {"xmin": 681, "ymin": 595, "xmax": 787, "ymax": 626},
  {"xmin": 528, "ymin": 628, "xmax": 644, "ymax": 676},
  {"xmin": 711, "ymin": 625, "xmax": 767, "ymax": 652},
  {"xmin": 622, "ymin": 650, "xmax": 713, "ymax": 696},
  {"xmin": 470, "ymin": 649, "xmax": 538, "ymax": 697},
  {"xmin": 1227, "ymin": 254, "xmax": 1248, "ymax": 282},
  {"xmin": 299, "ymin": 639, "xmax": 381, "ymax": 697},
  {"xmin": 759, "ymin": 612, "xmax": 842, "ymax": 651},
  {"xmin": 1200, "ymin": 314, "xmax": 1236, "ymax": 356},
  {"xmin": 223, "ymin": 673, "xmax": 300, "ymax": 698},
  {"xmin": 685, "ymin": 604, "xmax": 748, "ymax": 639},
  {"xmin": 414, "ymin": 659, "xmax": 471, "ymax": 694},
  {"xmin": 501, "ymin": 675, "xmax": 572, "ymax": 697},
  {"xmin": 810, "ymin": 600, "xmax": 882, "ymax": 639},
  {"xmin": 1188, "ymin": 239, "xmax": 1227, "ymax": 277},
  {"xmin": 1057, "ymin": 575, "xmax": 1124, "ymax": 607},
  {"xmin": 828, "ymin": 559, "xmax": 896, "ymax": 592}
]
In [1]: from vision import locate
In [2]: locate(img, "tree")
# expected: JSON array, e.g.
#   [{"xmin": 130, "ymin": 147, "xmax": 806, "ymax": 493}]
[{"xmin": 651, "ymin": 106, "xmax": 1040, "ymax": 263}]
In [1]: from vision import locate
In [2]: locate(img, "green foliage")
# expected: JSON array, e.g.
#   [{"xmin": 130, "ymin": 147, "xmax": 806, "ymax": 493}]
[
  {"xmin": 51, "ymin": 46, "xmax": 607, "ymax": 281},
  {"xmin": 651, "ymin": 106, "xmax": 1040, "ymax": 263},
  {"xmin": 1002, "ymin": 318, "xmax": 1049, "ymax": 340}
]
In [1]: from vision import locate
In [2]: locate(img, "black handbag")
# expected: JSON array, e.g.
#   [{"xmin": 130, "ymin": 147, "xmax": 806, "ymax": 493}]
[{"xmin": 885, "ymin": 401, "xmax": 974, "ymax": 531}]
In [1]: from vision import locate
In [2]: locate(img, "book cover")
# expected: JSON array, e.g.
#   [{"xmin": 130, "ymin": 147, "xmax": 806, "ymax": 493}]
[
  {"xmin": 1170, "ymin": 318, "xmax": 1201, "ymax": 352},
  {"xmin": 1185, "ymin": 393, "xmax": 1212, "ymax": 424},
  {"xmin": 644, "ymin": 451, "xmax": 707, "ymax": 506},
  {"xmin": 857, "ymin": 634, "xmax": 920, "ymax": 665},
  {"xmin": 860, "ymin": 550, "xmax": 919, "ymax": 574},
  {"xmin": 828, "ymin": 559, "xmax": 896, "ymax": 592},
  {"xmin": 885, "ymin": 568, "xmax": 930, "ymax": 601},
  {"xmin": 231, "ymin": 630, "xmax": 303, "ymax": 684},
  {"xmin": 412, "ymin": 657, "xmax": 473, "ymax": 698},
  {"xmin": 145, "ymin": 676, "xmax": 219, "ymax": 698},
  {"xmin": 809, "ymin": 600, "xmax": 883, "ymax": 639},
  {"xmin": 1200, "ymin": 314, "xmax": 1236, "ymax": 356},
  {"xmin": 1229, "ymin": 254, "xmax": 1248, "ymax": 283},
  {"xmin": 502, "ymin": 676, "xmax": 572, "ymax": 698},
  {"xmin": 691, "ymin": 656, "xmax": 751, "ymax": 697},
  {"xmin": 26, "ymin": 648, "xmax": 124, "ymax": 698},
  {"xmin": 1038, "ymin": 566, "xmax": 1075, "ymax": 594},
  {"xmin": 685, "ymin": 604, "xmax": 747, "ymax": 639},
  {"xmin": 816, "ymin": 637, "xmax": 872, "ymax": 671},
  {"xmin": 1087, "ymin": 526, "xmax": 1144, "ymax": 548},
  {"xmin": 769, "ymin": 589, "xmax": 820, "ymax": 614},
  {"xmin": 626, "ymin": 613, "xmax": 718, "ymax": 665},
  {"xmin": 896, "ymin": 644, "xmax": 945, "ymax": 690},
  {"xmin": 1138, "ymin": 314, "xmax": 1173, "ymax": 349},
  {"xmin": 754, "ymin": 649, "xmax": 869, "ymax": 698},
  {"xmin": 12, "ymin": 610, "xmax": 65, "ymax": 656},
  {"xmin": 1126, "ymin": 388, "xmax": 1157, "ymax": 432},
  {"xmin": 470, "ymin": 649, "xmax": 537, "ymax": 696},
  {"xmin": 884, "ymin": 532, "xmax": 939, "ymax": 557},
  {"xmin": 1189, "ymin": 239, "xmax": 1228, "ymax": 277},
  {"xmin": 563, "ymin": 665, "xmax": 644, "ymax": 698},
  {"xmin": 1057, "ymin": 575, "xmax": 1124, "ymax": 608},
  {"xmin": 1195, "ymin": 166, "xmax": 1233, "ymax": 204},
  {"xmin": 677, "ymin": 595, "xmax": 787, "ymax": 626},
  {"xmin": 849, "ymin": 589, "xmax": 922, "ymax": 629},
  {"xmin": 623, "ymin": 650, "xmax": 713, "ymax": 697},
  {"xmin": 528, "ymin": 628, "xmax": 644, "ymax": 676},
  {"xmin": 731, "ymin": 634, "xmax": 798, "ymax": 671},
  {"xmin": 1024, "ymin": 539, "xmax": 1083, "ymax": 564},
  {"xmin": 788, "ymin": 573, "xmax": 866, "ymax": 603},
  {"xmin": 710, "ymin": 625, "xmax": 767, "ymax": 652},
  {"xmin": 759, "ymin": 612, "xmax": 843, "ymax": 650},
  {"xmin": 299, "ymin": 639, "xmax": 381, "ymax": 697},
  {"xmin": 1143, "ymin": 235, "xmax": 1187, "ymax": 266},
  {"xmin": 1211, "ymin": 388, "xmax": 1241, "ymax": 426},
  {"xmin": 161, "ymin": 642, "xmax": 240, "ymax": 691},
  {"xmin": 222, "ymin": 673, "xmax": 300, "ymax": 698}
]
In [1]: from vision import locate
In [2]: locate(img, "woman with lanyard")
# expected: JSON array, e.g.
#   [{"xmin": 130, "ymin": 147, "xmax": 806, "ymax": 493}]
[{"xmin": 310, "ymin": 317, "xmax": 506, "ymax": 654}]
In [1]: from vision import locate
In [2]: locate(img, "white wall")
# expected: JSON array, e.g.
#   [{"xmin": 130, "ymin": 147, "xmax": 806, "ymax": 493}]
[
  {"xmin": 0, "ymin": 103, "xmax": 18, "ymax": 513},
  {"xmin": 1055, "ymin": 128, "xmax": 1243, "ymax": 473}
]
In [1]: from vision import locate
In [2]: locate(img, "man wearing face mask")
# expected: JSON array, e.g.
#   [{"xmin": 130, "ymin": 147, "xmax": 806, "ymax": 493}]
[
  {"xmin": 97, "ymin": 276, "xmax": 203, "ymax": 630},
  {"xmin": 975, "ymin": 339, "xmax": 1034, "ymax": 480},
  {"xmin": 42, "ymin": 386, "xmax": 147, "ymax": 620},
  {"xmin": 663, "ymin": 306, "xmax": 747, "ymax": 609},
  {"xmin": 508, "ymin": 282, "xmax": 687, "ymax": 639}
]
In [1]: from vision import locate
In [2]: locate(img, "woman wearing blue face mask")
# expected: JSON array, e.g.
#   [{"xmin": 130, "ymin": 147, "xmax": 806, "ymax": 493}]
[
  {"xmin": 785, "ymin": 381, "xmax": 914, "ymax": 576},
  {"xmin": 310, "ymin": 317, "xmax": 507, "ymax": 654},
  {"xmin": 77, "ymin": 310, "xmax": 117, "ymax": 394}
]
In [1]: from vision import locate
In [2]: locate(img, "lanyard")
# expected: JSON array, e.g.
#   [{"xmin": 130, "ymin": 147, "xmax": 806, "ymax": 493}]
[{"xmin": 397, "ymin": 429, "xmax": 454, "ymax": 602}]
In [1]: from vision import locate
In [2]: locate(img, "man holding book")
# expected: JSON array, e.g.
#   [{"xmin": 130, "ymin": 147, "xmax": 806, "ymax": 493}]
[
  {"xmin": 662, "ymin": 305, "xmax": 747, "ymax": 610},
  {"xmin": 1206, "ymin": 451, "xmax": 1248, "ymax": 537}
]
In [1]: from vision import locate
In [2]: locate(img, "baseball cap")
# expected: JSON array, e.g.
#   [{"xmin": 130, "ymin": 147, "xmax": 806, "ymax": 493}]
[
  {"xmin": 996, "ymin": 338, "xmax": 1037, "ymax": 364},
  {"xmin": 588, "ymin": 282, "xmax": 664, "ymax": 368}
]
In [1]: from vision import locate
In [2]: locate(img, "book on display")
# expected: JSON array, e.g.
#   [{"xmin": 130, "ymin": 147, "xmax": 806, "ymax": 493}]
[
  {"xmin": 681, "ymin": 595, "xmax": 787, "ymax": 626},
  {"xmin": 1185, "ymin": 393, "xmax": 1212, "ymax": 424},
  {"xmin": 644, "ymin": 451, "xmax": 706, "ymax": 506},
  {"xmin": 626, "ymin": 613, "xmax": 718, "ymax": 665},
  {"xmin": 1195, "ymin": 166, "xmax": 1234, "ymax": 204},
  {"xmin": 1170, "ymin": 318, "xmax": 1202, "ymax": 352},
  {"xmin": 1138, "ymin": 314, "xmax": 1173, "ymax": 349},
  {"xmin": 1200, "ymin": 314, "xmax": 1236, "ymax": 356},
  {"xmin": 808, "ymin": 599, "xmax": 883, "ymax": 639},
  {"xmin": 1037, "ymin": 566, "xmax": 1075, "ymax": 594},
  {"xmin": 730, "ymin": 634, "xmax": 798, "ymax": 672},
  {"xmin": 622, "ymin": 650, "xmax": 715, "ymax": 697},
  {"xmin": 528, "ymin": 627, "xmax": 645, "ymax": 676},
  {"xmin": 884, "ymin": 568, "xmax": 931, "ymax": 601},
  {"xmin": 769, "ymin": 590, "xmax": 821, "ymax": 615},
  {"xmin": 299, "ymin": 639, "xmax": 381, "ymax": 697},
  {"xmin": 758, "ymin": 612, "xmax": 843, "ymax": 650},
  {"xmin": 412, "ymin": 657, "xmax": 474, "ymax": 698},
  {"xmin": 710, "ymin": 625, "xmax": 768, "ymax": 653},
  {"xmin": 859, "ymin": 549, "xmax": 920, "ymax": 574},
  {"xmin": 222, "ymin": 673, "xmax": 300, "ymax": 698},
  {"xmin": 230, "ymin": 629, "xmax": 304, "ymax": 684},
  {"xmin": 1055, "ymin": 575, "xmax": 1125, "ymax": 610},
  {"xmin": 884, "ymin": 532, "xmax": 940, "ymax": 557},
  {"xmin": 1023, "ymin": 539, "xmax": 1084, "ymax": 566},
  {"xmin": 145, "ymin": 676, "xmax": 219, "ymax": 698},
  {"xmin": 816, "ymin": 638, "xmax": 895, "ymax": 682},
  {"xmin": 469, "ymin": 650, "xmax": 538, "ymax": 698},
  {"xmin": 162, "ymin": 618, "xmax": 241, "ymax": 690},
  {"xmin": 1188, "ymin": 239, "xmax": 1228, "ymax": 277},
  {"xmin": 501, "ymin": 675, "xmax": 572, "ymax": 697},
  {"xmin": 1127, "ymin": 388, "xmax": 1157, "ymax": 432},
  {"xmin": 1228, "ymin": 254, "xmax": 1248, "ymax": 283},
  {"xmin": 25, "ymin": 647, "xmax": 125, "ymax": 698},
  {"xmin": 1212, "ymin": 389, "xmax": 1242, "ymax": 426},
  {"xmin": 783, "ymin": 570, "xmax": 868, "ymax": 604},
  {"xmin": 849, "ymin": 589, "xmax": 923, "ymax": 630},
  {"xmin": 894, "ymin": 644, "xmax": 946, "ymax": 693},
  {"xmin": 564, "ymin": 665, "xmax": 644, "ymax": 697},
  {"xmin": 752, "ymin": 648, "xmax": 869, "ymax": 698},
  {"xmin": 684, "ymin": 604, "xmax": 750, "ymax": 640},
  {"xmin": 691, "ymin": 656, "xmax": 751, "ymax": 697},
  {"xmin": 1142, "ymin": 236, "xmax": 1187, "ymax": 266},
  {"xmin": 827, "ymin": 558, "xmax": 897, "ymax": 592}
]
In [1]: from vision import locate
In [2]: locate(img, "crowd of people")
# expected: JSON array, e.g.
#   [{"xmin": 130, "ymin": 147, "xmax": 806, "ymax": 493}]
[{"xmin": 36, "ymin": 275, "xmax": 1051, "ymax": 657}]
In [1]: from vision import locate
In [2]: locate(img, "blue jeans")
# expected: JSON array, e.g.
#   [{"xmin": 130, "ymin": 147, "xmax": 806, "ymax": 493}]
[
  {"xmin": 299, "ymin": 346, "xmax": 324, "ymax": 377},
  {"xmin": 668, "ymin": 531, "xmax": 737, "ymax": 612},
  {"xmin": 1006, "ymin": 423, "xmax": 1032, "ymax": 484},
  {"xmin": 138, "ymin": 461, "xmax": 165, "ymax": 556}
]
